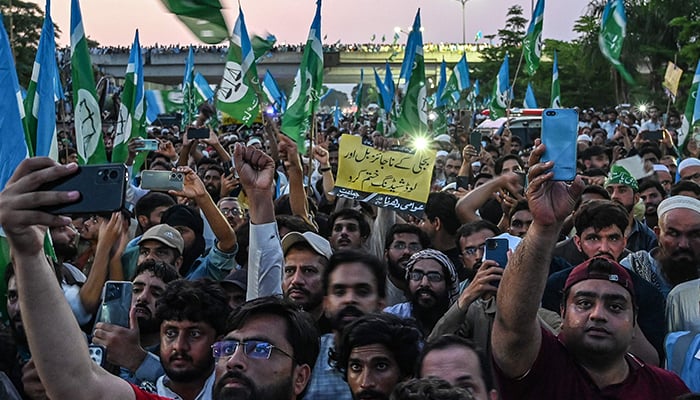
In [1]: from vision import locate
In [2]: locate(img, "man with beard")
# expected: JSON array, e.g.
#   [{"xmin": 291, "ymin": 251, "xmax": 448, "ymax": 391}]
[
  {"xmin": 444, "ymin": 152, "xmax": 462, "ymax": 185},
  {"xmin": 490, "ymin": 143, "xmax": 689, "ymax": 399},
  {"xmin": 384, "ymin": 249, "xmax": 459, "ymax": 336},
  {"xmin": 622, "ymin": 195, "xmax": 700, "ymax": 297},
  {"xmin": 151, "ymin": 279, "xmax": 230, "ymax": 399},
  {"xmin": 92, "ymin": 260, "xmax": 180, "ymax": 386},
  {"xmin": 604, "ymin": 164, "xmax": 658, "ymax": 252},
  {"xmin": 329, "ymin": 209, "xmax": 370, "ymax": 251},
  {"xmin": 383, "ymin": 224, "xmax": 430, "ymax": 306},
  {"xmin": 302, "ymin": 250, "xmax": 387, "ymax": 400},
  {"xmin": 212, "ymin": 296, "xmax": 319, "ymax": 400},
  {"xmin": 217, "ymin": 197, "xmax": 247, "ymax": 231},
  {"xmin": 639, "ymin": 180, "xmax": 666, "ymax": 229},
  {"xmin": 281, "ymin": 231, "xmax": 333, "ymax": 334},
  {"xmin": 203, "ymin": 165, "xmax": 224, "ymax": 204},
  {"xmin": 330, "ymin": 313, "xmax": 422, "ymax": 400}
]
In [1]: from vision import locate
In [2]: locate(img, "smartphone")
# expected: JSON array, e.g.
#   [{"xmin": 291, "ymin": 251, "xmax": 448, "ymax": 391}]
[
  {"xmin": 88, "ymin": 344, "xmax": 106, "ymax": 367},
  {"xmin": 95, "ymin": 281, "xmax": 133, "ymax": 328},
  {"xmin": 187, "ymin": 127, "xmax": 209, "ymax": 139},
  {"xmin": 456, "ymin": 176, "xmax": 470, "ymax": 190},
  {"xmin": 470, "ymin": 131, "xmax": 482, "ymax": 152},
  {"xmin": 135, "ymin": 139, "xmax": 159, "ymax": 152},
  {"xmin": 644, "ymin": 130, "xmax": 663, "ymax": 142},
  {"xmin": 541, "ymin": 108, "xmax": 578, "ymax": 181},
  {"xmin": 141, "ymin": 170, "xmax": 184, "ymax": 192},
  {"xmin": 484, "ymin": 238, "xmax": 509, "ymax": 268},
  {"xmin": 38, "ymin": 164, "xmax": 127, "ymax": 215}
]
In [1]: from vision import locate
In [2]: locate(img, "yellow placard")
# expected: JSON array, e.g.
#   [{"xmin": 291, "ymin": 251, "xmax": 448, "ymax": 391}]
[
  {"xmin": 334, "ymin": 134, "xmax": 435, "ymax": 208},
  {"xmin": 663, "ymin": 61, "xmax": 683, "ymax": 97}
]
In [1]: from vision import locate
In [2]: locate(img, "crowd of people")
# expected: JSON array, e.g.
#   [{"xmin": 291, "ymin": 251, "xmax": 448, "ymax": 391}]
[{"xmin": 2, "ymin": 100, "xmax": 700, "ymax": 400}]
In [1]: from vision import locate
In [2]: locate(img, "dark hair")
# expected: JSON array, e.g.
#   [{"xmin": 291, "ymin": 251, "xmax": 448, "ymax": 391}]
[
  {"xmin": 416, "ymin": 334, "xmax": 494, "ymax": 391},
  {"xmin": 508, "ymin": 199, "xmax": 530, "ymax": 221},
  {"xmin": 134, "ymin": 260, "xmax": 180, "ymax": 284},
  {"xmin": 424, "ymin": 192, "xmax": 460, "ymax": 235},
  {"xmin": 639, "ymin": 145, "xmax": 662, "ymax": 161},
  {"xmin": 671, "ymin": 180, "xmax": 700, "ymax": 197},
  {"xmin": 455, "ymin": 220, "xmax": 500, "ymax": 250},
  {"xmin": 638, "ymin": 179, "xmax": 666, "ymax": 197},
  {"xmin": 573, "ymin": 200, "xmax": 628, "ymax": 236},
  {"xmin": 330, "ymin": 208, "xmax": 371, "ymax": 239},
  {"xmin": 384, "ymin": 224, "xmax": 431, "ymax": 254},
  {"xmin": 155, "ymin": 279, "xmax": 230, "ymax": 335},
  {"xmin": 494, "ymin": 154, "xmax": 523, "ymax": 175},
  {"xmin": 446, "ymin": 151, "xmax": 462, "ymax": 163},
  {"xmin": 323, "ymin": 250, "xmax": 386, "ymax": 298},
  {"xmin": 276, "ymin": 215, "xmax": 315, "ymax": 234},
  {"xmin": 226, "ymin": 296, "xmax": 319, "ymax": 369},
  {"xmin": 331, "ymin": 313, "xmax": 422, "ymax": 379},
  {"xmin": 390, "ymin": 378, "xmax": 474, "ymax": 400},
  {"xmin": 561, "ymin": 258, "xmax": 637, "ymax": 317},
  {"xmin": 134, "ymin": 192, "xmax": 176, "ymax": 219}
]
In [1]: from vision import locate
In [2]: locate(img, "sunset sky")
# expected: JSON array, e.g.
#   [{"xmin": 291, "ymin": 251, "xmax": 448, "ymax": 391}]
[{"xmin": 29, "ymin": 0, "xmax": 591, "ymax": 47}]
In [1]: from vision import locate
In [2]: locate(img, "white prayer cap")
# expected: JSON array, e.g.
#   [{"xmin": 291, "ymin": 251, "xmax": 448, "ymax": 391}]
[
  {"xmin": 653, "ymin": 164, "xmax": 669, "ymax": 173},
  {"xmin": 678, "ymin": 158, "xmax": 700, "ymax": 175},
  {"xmin": 434, "ymin": 134, "xmax": 452, "ymax": 144},
  {"xmin": 436, "ymin": 150, "xmax": 449, "ymax": 158},
  {"xmin": 657, "ymin": 195, "xmax": 700, "ymax": 218},
  {"xmin": 577, "ymin": 134, "xmax": 592, "ymax": 143}
]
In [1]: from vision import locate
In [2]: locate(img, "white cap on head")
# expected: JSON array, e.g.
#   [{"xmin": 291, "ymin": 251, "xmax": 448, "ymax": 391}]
[
  {"xmin": 577, "ymin": 134, "xmax": 592, "ymax": 143},
  {"xmin": 678, "ymin": 158, "xmax": 700, "ymax": 175},
  {"xmin": 653, "ymin": 164, "xmax": 669, "ymax": 173},
  {"xmin": 436, "ymin": 150, "xmax": 449, "ymax": 158},
  {"xmin": 657, "ymin": 195, "xmax": 700, "ymax": 218}
]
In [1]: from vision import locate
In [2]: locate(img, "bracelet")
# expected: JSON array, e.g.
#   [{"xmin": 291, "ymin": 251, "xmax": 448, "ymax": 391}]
[{"xmin": 319, "ymin": 167, "xmax": 332, "ymax": 172}]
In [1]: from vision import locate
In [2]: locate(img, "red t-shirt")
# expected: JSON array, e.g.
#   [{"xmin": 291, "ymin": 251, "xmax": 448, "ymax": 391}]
[
  {"xmin": 130, "ymin": 384, "xmax": 171, "ymax": 400},
  {"xmin": 494, "ymin": 327, "xmax": 690, "ymax": 399}
]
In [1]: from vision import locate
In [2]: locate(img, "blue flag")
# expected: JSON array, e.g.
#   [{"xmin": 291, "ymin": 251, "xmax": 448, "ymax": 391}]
[
  {"xmin": 182, "ymin": 46, "xmax": 197, "ymax": 128},
  {"xmin": 524, "ymin": 83, "xmax": 538, "ymax": 108},
  {"xmin": 194, "ymin": 72, "xmax": 214, "ymax": 102},
  {"xmin": 0, "ymin": 14, "xmax": 29, "ymax": 189},
  {"xmin": 374, "ymin": 68, "xmax": 389, "ymax": 113},
  {"xmin": 333, "ymin": 99, "xmax": 340, "ymax": 127},
  {"xmin": 384, "ymin": 61, "xmax": 395, "ymax": 104},
  {"xmin": 354, "ymin": 68, "xmax": 364, "ymax": 120},
  {"xmin": 435, "ymin": 59, "xmax": 447, "ymax": 108},
  {"xmin": 489, "ymin": 54, "xmax": 510, "ymax": 119},
  {"xmin": 398, "ymin": 14, "xmax": 421, "ymax": 85},
  {"xmin": 24, "ymin": 0, "xmax": 59, "ymax": 159},
  {"xmin": 262, "ymin": 70, "xmax": 287, "ymax": 112}
]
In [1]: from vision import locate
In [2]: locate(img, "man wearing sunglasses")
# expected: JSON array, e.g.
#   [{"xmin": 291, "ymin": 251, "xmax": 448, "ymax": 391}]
[{"xmin": 384, "ymin": 249, "xmax": 459, "ymax": 336}]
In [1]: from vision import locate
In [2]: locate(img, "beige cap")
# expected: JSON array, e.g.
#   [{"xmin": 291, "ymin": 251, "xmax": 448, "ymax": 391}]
[
  {"xmin": 282, "ymin": 231, "xmax": 332, "ymax": 260},
  {"xmin": 138, "ymin": 224, "xmax": 184, "ymax": 254}
]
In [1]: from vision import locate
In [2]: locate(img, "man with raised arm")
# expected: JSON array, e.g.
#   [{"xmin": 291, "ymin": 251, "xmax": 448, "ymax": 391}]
[{"xmin": 491, "ymin": 140, "xmax": 689, "ymax": 399}]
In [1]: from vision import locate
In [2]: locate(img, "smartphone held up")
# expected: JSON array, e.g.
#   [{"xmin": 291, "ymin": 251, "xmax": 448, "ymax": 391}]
[{"xmin": 540, "ymin": 108, "xmax": 578, "ymax": 181}]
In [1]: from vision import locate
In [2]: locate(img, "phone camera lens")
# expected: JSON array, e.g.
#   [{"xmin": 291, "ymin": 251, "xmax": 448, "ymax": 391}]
[
  {"xmin": 546, "ymin": 111, "xmax": 556, "ymax": 116},
  {"xmin": 109, "ymin": 170, "xmax": 118, "ymax": 180}
]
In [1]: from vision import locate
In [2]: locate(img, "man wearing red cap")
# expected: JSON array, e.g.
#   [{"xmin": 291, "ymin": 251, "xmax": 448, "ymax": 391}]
[{"xmin": 491, "ymin": 140, "xmax": 690, "ymax": 399}]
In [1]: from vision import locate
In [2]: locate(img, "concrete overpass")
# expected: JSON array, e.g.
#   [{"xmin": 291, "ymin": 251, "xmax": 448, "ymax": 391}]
[{"xmin": 90, "ymin": 46, "xmax": 487, "ymax": 87}]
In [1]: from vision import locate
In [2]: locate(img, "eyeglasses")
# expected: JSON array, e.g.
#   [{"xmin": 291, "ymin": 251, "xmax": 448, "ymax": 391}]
[
  {"xmin": 408, "ymin": 270, "xmax": 444, "ymax": 282},
  {"xmin": 462, "ymin": 244, "xmax": 485, "ymax": 256},
  {"xmin": 211, "ymin": 340, "xmax": 296, "ymax": 362},
  {"xmin": 390, "ymin": 242, "xmax": 422, "ymax": 251},
  {"xmin": 220, "ymin": 208, "xmax": 243, "ymax": 217}
]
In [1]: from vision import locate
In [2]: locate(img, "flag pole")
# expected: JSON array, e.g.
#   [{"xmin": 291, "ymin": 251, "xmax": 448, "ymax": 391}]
[{"xmin": 307, "ymin": 112, "xmax": 316, "ymax": 190}]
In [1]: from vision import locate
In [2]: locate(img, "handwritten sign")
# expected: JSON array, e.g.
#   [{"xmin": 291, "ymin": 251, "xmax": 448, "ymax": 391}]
[{"xmin": 332, "ymin": 134, "xmax": 435, "ymax": 215}]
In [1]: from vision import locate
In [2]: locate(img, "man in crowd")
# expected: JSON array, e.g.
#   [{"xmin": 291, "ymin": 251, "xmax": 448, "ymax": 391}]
[
  {"xmin": 132, "ymin": 192, "xmax": 176, "ymax": 237},
  {"xmin": 329, "ymin": 209, "xmax": 370, "ymax": 251},
  {"xmin": 420, "ymin": 192, "xmax": 464, "ymax": 274},
  {"xmin": 678, "ymin": 158, "xmax": 700, "ymax": 186},
  {"xmin": 639, "ymin": 180, "xmax": 666, "ymax": 229},
  {"xmin": 330, "ymin": 313, "xmax": 422, "ymax": 400},
  {"xmin": 383, "ymin": 224, "xmax": 430, "ymax": 306},
  {"xmin": 491, "ymin": 142, "xmax": 689, "ymax": 398}
]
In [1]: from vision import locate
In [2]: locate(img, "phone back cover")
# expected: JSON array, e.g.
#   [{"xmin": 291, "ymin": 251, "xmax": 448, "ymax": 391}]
[{"xmin": 541, "ymin": 108, "xmax": 578, "ymax": 181}]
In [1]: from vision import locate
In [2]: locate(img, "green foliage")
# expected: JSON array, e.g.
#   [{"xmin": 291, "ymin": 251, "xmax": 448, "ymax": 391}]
[{"xmin": 0, "ymin": 0, "xmax": 52, "ymax": 86}]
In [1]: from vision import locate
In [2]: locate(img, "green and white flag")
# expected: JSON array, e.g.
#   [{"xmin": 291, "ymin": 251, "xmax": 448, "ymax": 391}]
[
  {"xmin": 281, "ymin": 0, "xmax": 323, "ymax": 151},
  {"xmin": 441, "ymin": 53, "xmax": 470, "ymax": 106},
  {"xmin": 160, "ymin": 0, "xmax": 228, "ymax": 44},
  {"xmin": 523, "ymin": 0, "xmax": 545, "ymax": 76},
  {"xmin": 354, "ymin": 68, "xmax": 364, "ymax": 122},
  {"xmin": 679, "ymin": 59, "xmax": 700, "ymax": 153},
  {"xmin": 599, "ymin": 0, "xmax": 635, "ymax": 85},
  {"xmin": 216, "ymin": 5, "xmax": 260, "ymax": 127},
  {"xmin": 551, "ymin": 50, "xmax": 561, "ymax": 108},
  {"xmin": 489, "ymin": 54, "xmax": 510, "ymax": 119},
  {"xmin": 181, "ymin": 46, "xmax": 198, "ymax": 129},
  {"xmin": 396, "ymin": 9, "xmax": 428, "ymax": 138},
  {"xmin": 71, "ymin": 0, "xmax": 106, "ymax": 165},
  {"xmin": 113, "ymin": 30, "xmax": 146, "ymax": 165}
]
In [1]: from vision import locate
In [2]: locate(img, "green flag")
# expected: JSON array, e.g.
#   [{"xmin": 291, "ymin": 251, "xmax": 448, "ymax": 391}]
[
  {"xmin": 251, "ymin": 34, "xmax": 277, "ymax": 61},
  {"xmin": 281, "ymin": 0, "xmax": 323, "ymax": 151},
  {"xmin": 599, "ymin": 0, "xmax": 635, "ymax": 85},
  {"xmin": 113, "ymin": 30, "xmax": 146, "ymax": 166},
  {"xmin": 216, "ymin": 5, "xmax": 260, "ymax": 127},
  {"xmin": 551, "ymin": 50, "xmax": 562, "ymax": 108},
  {"xmin": 160, "ymin": 0, "xmax": 228, "ymax": 44},
  {"xmin": 181, "ymin": 46, "xmax": 198, "ymax": 129},
  {"xmin": 396, "ymin": 9, "xmax": 428, "ymax": 138},
  {"xmin": 71, "ymin": 0, "xmax": 106, "ymax": 165},
  {"xmin": 679, "ymin": 60, "xmax": 700, "ymax": 153},
  {"xmin": 523, "ymin": 0, "xmax": 545, "ymax": 76},
  {"xmin": 489, "ymin": 54, "xmax": 510, "ymax": 120}
]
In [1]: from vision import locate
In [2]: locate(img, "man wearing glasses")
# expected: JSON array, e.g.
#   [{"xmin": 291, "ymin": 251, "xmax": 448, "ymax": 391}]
[
  {"xmin": 217, "ymin": 197, "xmax": 246, "ymax": 231},
  {"xmin": 382, "ymin": 224, "xmax": 430, "ymax": 306},
  {"xmin": 384, "ymin": 249, "xmax": 460, "ymax": 336}
]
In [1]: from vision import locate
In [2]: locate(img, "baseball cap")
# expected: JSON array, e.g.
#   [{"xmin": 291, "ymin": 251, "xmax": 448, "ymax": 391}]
[
  {"xmin": 564, "ymin": 257, "xmax": 635, "ymax": 300},
  {"xmin": 138, "ymin": 224, "xmax": 184, "ymax": 254},
  {"xmin": 221, "ymin": 268, "xmax": 247, "ymax": 291},
  {"xmin": 281, "ymin": 231, "xmax": 332, "ymax": 260}
]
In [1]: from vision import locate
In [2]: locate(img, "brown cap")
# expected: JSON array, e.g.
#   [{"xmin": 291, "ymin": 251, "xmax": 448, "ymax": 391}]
[
  {"xmin": 564, "ymin": 257, "xmax": 635, "ymax": 300},
  {"xmin": 138, "ymin": 224, "xmax": 184, "ymax": 254}
]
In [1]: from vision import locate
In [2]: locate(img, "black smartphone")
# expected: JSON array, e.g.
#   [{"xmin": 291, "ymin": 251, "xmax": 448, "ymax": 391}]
[
  {"xmin": 95, "ymin": 281, "xmax": 133, "ymax": 328},
  {"xmin": 541, "ymin": 108, "xmax": 578, "ymax": 181},
  {"xmin": 187, "ymin": 127, "xmax": 210, "ymax": 139},
  {"xmin": 456, "ymin": 176, "xmax": 470, "ymax": 190},
  {"xmin": 484, "ymin": 238, "xmax": 509, "ymax": 288},
  {"xmin": 644, "ymin": 130, "xmax": 663, "ymax": 142},
  {"xmin": 38, "ymin": 164, "xmax": 127, "ymax": 215},
  {"xmin": 141, "ymin": 170, "xmax": 184, "ymax": 192},
  {"xmin": 470, "ymin": 131, "xmax": 482, "ymax": 152}
]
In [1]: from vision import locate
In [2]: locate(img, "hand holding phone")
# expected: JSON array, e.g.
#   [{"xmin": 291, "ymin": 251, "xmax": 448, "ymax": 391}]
[
  {"xmin": 141, "ymin": 170, "xmax": 184, "ymax": 192},
  {"xmin": 134, "ymin": 139, "xmax": 160, "ymax": 152},
  {"xmin": 95, "ymin": 281, "xmax": 133, "ymax": 329},
  {"xmin": 187, "ymin": 127, "xmax": 210, "ymax": 140}
]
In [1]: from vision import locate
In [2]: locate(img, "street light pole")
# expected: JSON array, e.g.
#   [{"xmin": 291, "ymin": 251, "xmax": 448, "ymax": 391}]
[{"xmin": 456, "ymin": 0, "xmax": 469, "ymax": 45}]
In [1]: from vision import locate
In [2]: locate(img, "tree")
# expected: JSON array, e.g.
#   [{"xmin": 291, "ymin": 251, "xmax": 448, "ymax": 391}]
[
  {"xmin": 0, "ymin": 0, "xmax": 59, "ymax": 86},
  {"xmin": 320, "ymin": 87, "xmax": 350, "ymax": 109}
]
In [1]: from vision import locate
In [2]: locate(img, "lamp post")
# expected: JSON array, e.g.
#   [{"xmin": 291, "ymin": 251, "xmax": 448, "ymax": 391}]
[{"xmin": 456, "ymin": 0, "xmax": 469, "ymax": 45}]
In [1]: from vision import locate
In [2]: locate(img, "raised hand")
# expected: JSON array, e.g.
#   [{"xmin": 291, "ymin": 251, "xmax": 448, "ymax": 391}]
[
  {"xmin": 92, "ymin": 308, "xmax": 146, "ymax": 371},
  {"xmin": 233, "ymin": 142, "xmax": 276, "ymax": 195},
  {"xmin": 169, "ymin": 166, "xmax": 207, "ymax": 200}
]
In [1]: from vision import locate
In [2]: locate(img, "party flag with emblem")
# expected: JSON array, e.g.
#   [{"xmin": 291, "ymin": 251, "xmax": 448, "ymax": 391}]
[
  {"xmin": 160, "ymin": 0, "xmax": 228, "ymax": 44},
  {"xmin": 551, "ymin": 50, "xmax": 561, "ymax": 108},
  {"xmin": 181, "ymin": 46, "xmax": 197, "ymax": 128},
  {"xmin": 442, "ymin": 52, "xmax": 470, "ymax": 105},
  {"xmin": 599, "ymin": 0, "xmax": 635, "ymax": 84},
  {"xmin": 489, "ymin": 54, "xmax": 510, "ymax": 119},
  {"xmin": 435, "ymin": 59, "xmax": 447, "ymax": 108},
  {"xmin": 523, "ymin": 0, "xmax": 545, "ymax": 76},
  {"xmin": 680, "ymin": 59, "xmax": 700, "ymax": 154},
  {"xmin": 395, "ymin": 9, "xmax": 427, "ymax": 138}
]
